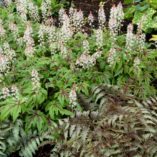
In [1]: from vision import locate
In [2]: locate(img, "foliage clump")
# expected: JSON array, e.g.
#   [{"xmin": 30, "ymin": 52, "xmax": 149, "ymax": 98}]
[
  {"xmin": 50, "ymin": 84, "xmax": 157, "ymax": 157},
  {"xmin": 0, "ymin": 0, "xmax": 157, "ymax": 156}
]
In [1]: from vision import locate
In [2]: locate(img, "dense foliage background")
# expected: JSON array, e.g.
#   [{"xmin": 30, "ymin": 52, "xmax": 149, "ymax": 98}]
[{"xmin": 0, "ymin": 0, "xmax": 157, "ymax": 156}]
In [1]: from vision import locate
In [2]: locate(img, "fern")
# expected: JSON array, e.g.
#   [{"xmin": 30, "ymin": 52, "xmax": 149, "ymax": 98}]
[
  {"xmin": 49, "ymin": 84, "xmax": 157, "ymax": 157},
  {"xmin": 19, "ymin": 136, "xmax": 43, "ymax": 157},
  {"xmin": 0, "ymin": 119, "xmax": 46, "ymax": 157},
  {"xmin": 2, "ymin": 84, "xmax": 157, "ymax": 157}
]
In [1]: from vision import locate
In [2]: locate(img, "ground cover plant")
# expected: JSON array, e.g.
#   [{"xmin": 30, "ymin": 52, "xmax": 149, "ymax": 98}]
[
  {"xmin": 124, "ymin": 0, "xmax": 157, "ymax": 33},
  {"xmin": 0, "ymin": 0, "xmax": 157, "ymax": 156}
]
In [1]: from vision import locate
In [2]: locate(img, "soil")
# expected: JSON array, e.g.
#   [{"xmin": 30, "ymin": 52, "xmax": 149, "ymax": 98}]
[
  {"xmin": 9, "ymin": 145, "xmax": 52, "ymax": 157},
  {"xmin": 71, "ymin": 0, "xmax": 125, "ymax": 17}
]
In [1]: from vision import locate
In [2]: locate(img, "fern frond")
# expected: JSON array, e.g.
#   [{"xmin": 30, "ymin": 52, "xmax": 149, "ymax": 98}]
[
  {"xmin": 50, "ymin": 84, "xmax": 157, "ymax": 157},
  {"xmin": 19, "ymin": 136, "xmax": 43, "ymax": 157}
]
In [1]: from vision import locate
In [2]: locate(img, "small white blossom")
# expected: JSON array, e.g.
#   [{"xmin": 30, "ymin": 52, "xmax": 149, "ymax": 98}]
[
  {"xmin": 16, "ymin": 0, "xmax": 27, "ymax": 21},
  {"xmin": 11, "ymin": 85, "xmax": 20, "ymax": 99},
  {"xmin": 23, "ymin": 22, "xmax": 34, "ymax": 46},
  {"xmin": 126, "ymin": 23, "xmax": 135, "ymax": 51},
  {"xmin": 45, "ymin": 17, "xmax": 54, "ymax": 26},
  {"xmin": 31, "ymin": 69, "xmax": 41, "ymax": 92},
  {"xmin": 3, "ymin": 42, "xmax": 10, "ymax": 51},
  {"xmin": 107, "ymin": 48, "xmax": 117, "ymax": 66},
  {"xmin": 17, "ymin": 37, "xmax": 24, "ymax": 46},
  {"xmin": 134, "ymin": 57, "xmax": 140, "ymax": 69},
  {"xmin": 38, "ymin": 24, "xmax": 46, "ymax": 46},
  {"xmin": 76, "ymin": 53, "xmax": 93, "ymax": 69},
  {"xmin": 83, "ymin": 40, "xmax": 90, "ymax": 53},
  {"xmin": 24, "ymin": 45, "xmax": 34, "ymax": 57},
  {"xmin": 59, "ymin": 8, "xmax": 65, "ymax": 26},
  {"xmin": 109, "ymin": 3, "xmax": 124, "ymax": 36},
  {"xmin": 69, "ymin": 84, "xmax": 78, "ymax": 108},
  {"xmin": 95, "ymin": 28, "xmax": 103, "ymax": 49},
  {"xmin": 98, "ymin": 2, "xmax": 106, "ymax": 29},
  {"xmin": 109, "ymin": 5, "xmax": 118, "ymax": 36},
  {"xmin": 72, "ymin": 9, "xmax": 84, "ymax": 31},
  {"xmin": 27, "ymin": 0, "xmax": 39, "ymax": 22},
  {"xmin": 88, "ymin": 12, "xmax": 94, "ymax": 27},
  {"xmin": 41, "ymin": 0, "xmax": 51, "ymax": 22},
  {"xmin": 0, "ymin": 54, "xmax": 9, "ymax": 74},
  {"xmin": 0, "ymin": 19, "xmax": 6, "ymax": 37},
  {"xmin": 92, "ymin": 50, "xmax": 102, "ymax": 59},
  {"xmin": 76, "ymin": 51, "xmax": 102, "ymax": 69},
  {"xmin": 3, "ymin": 0, "xmax": 12, "ymax": 6},
  {"xmin": 47, "ymin": 25, "xmax": 57, "ymax": 43},
  {"xmin": 1, "ymin": 87, "xmax": 10, "ymax": 99},
  {"xmin": 69, "ymin": 7, "xmax": 75, "ymax": 22},
  {"xmin": 60, "ymin": 43, "xmax": 68, "ymax": 58},
  {"xmin": 60, "ymin": 13, "xmax": 73, "ymax": 41},
  {"xmin": 2, "ymin": 42, "xmax": 16, "ymax": 60},
  {"xmin": 116, "ymin": 2, "xmax": 124, "ymax": 29},
  {"xmin": 136, "ymin": 16, "xmax": 146, "ymax": 50},
  {"xmin": 8, "ymin": 22, "xmax": 18, "ymax": 33}
]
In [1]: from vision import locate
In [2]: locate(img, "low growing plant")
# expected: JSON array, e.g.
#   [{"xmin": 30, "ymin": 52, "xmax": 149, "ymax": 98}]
[{"xmin": 0, "ymin": 0, "xmax": 157, "ymax": 149}]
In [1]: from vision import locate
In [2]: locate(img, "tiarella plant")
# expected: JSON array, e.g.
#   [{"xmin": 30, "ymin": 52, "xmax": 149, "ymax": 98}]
[{"xmin": 0, "ymin": 0, "xmax": 157, "ymax": 156}]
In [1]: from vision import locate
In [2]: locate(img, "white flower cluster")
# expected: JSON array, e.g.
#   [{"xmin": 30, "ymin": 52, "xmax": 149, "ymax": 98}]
[
  {"xmin": 48, "ymin": 25, "xmax": 57, "ymax": 43},
  {"xmin": 10, "ymin": 85, "xmax": 19, "ymax": 98},
  {"xmin": 126, "ymin": 22, "xmax": 145, "ymax": 51},
  {"xmin": 3, "ymin": 0, "xmax": 12, "ymax": 6},
  {"xmin": 1, "ymin": 87, "xmax": 10, "ymax": 99},
  {"xmin": 137, "ymin": 33, "xmax": 146, "ymax": 50},
  {"xmin": 72, "ymin": 9, "xmax": 84, "ymax": 31},
  {"xmin": 83, "ymin": 40, "xmax": 90, "ymax": 53},
  {"xmin": 76, "ymin": 49, "xmax": 102, "ymax": 69},
  {"xmin": 31, "ymin": 69, "xmax": 41, "ymax": 92},
  {"xmin": 0, "ymin": 85, "xmax": 19, "ymax": 100},
  {"xmin": 75, "ymin": 37, "xmax": 103, "ymax": 69},
  {"xmin": 3, "ymin": 42, "xmax": 16, "ymax": 60},
  {"xmin": 116, "ymin": 2, "xmax": 124, "ymax": 29},
  {"xmin": 109, "ymin": 3, "xmax": 124, "ymax": 36},
  {"xmin": 41, "ymin": 0, "xmax": 51, "ymax": 22},
  {"xmin": 0, "ymin": 54, "xmax": 9, "ymax": 74},
  {"xmin": 95, "ymin": 28, "xmax": 103, "ymax": 49},
  {"xmin": 38, "ymin": 24, "xmax": 46, "ymax": 46},
  {"xmin": 45, "ymin": 17, "xmax": 54, "ymax": 26},
  {"xmin": 98, "ymin": 2, "xmax": 106, "ymax": 29},
  {"xmin": 0, "ymin": 19, "xmax": 6, "ymax": 37},
  {"xmin": 0, "ymin": 42, "xmax": 16, "ymax": 75},
  {"xmin": 136, "ymin": 16, "xmax": 146, "ymax": 50},
  {"xmin": 60, "ymin": 43, "xmax": 68, "ymax": 58},
  {"xmin": 107, "ymin": 48, "xmax": 117, "ymax": 66},
  {"xmin": 38, "ymin": 23, "xmax": 57, "ymax": 49},
  {"xmin": 67, "ymin": 7, "xmax": 84, "ymax": 32},
  {"xmin": 88, "ymin": 12, "xmax": 94, "ymax": 27},
  {"xmin": 23, "ymin": 22, "xmax": 34, "ymax": 57},
  {"xmin": 47, "ymin": 25, "xmax": 58, "ymax": 54},
  {"xmin": 8, "ymin": 22, "xmax": 18, "ymax": 35},
  {"xmin": 126, "ymin": 23, "xmax": 135, "ymax": 51},
  {"xmin": 59, "ymin": 8, "xmax": 65, "ymax": 26},
  {"xmin": 27, "ymin": 0, "xmax": 39, "ymax": 22},
  {"xmin": 134, "ymin": 57, "xmax": 140, "ymax": 69},
  {"xmin": 69, "ymin": 84, "xmax": 78, "ymax": 108},
  {"xmin": 60, "ymin": 13, "xmax": 73, "ymax": 42},
  {"xmin": 16, "ymin": 0, "xmax": 27, "ymax": 21}
]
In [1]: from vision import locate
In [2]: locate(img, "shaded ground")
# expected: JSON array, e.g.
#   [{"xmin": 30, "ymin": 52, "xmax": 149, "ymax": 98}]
[
  {"xmin": 72, "ymin": 0, "xmax": 124, "ymax": 17},
  {"xmin": 10, "ymin": 145, "xmax": 52, "ymax": 157}
]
